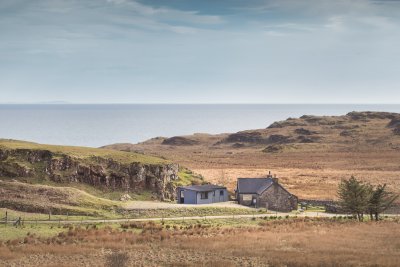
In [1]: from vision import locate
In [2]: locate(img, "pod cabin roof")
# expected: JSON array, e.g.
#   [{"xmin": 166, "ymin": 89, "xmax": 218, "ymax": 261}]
[{"xmin": 179, "ymin": 184, "xmax": 226, "ymax": 192}]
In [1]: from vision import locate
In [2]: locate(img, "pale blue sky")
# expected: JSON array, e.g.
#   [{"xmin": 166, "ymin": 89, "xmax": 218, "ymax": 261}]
[{"xmin": 1, "ymin": 0, "xmax": 399, "ymax": 103}]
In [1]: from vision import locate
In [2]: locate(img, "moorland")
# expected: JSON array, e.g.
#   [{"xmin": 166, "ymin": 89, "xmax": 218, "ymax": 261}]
[{"xmin": 1, "ymin": 111, "xmax": 400, "ymax": 266}]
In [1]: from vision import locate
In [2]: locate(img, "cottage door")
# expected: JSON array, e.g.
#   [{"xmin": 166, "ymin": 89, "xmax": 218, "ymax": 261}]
[
  {"xmin": 252, "ymin": 197, "xmax": 257, "ymax": 208},
  {"xmin": 180, "ymin": 190, "xmax": 184, "ymax": 203},
  {"xmin": 219, "ymin": 190, "xmax": 224, "ymax": 202}
]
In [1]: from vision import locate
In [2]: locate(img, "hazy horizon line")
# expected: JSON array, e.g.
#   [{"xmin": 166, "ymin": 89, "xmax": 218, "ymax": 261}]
[{"xmin": 1, "ymin": 102, "xmax": 400, "ymax": 105}]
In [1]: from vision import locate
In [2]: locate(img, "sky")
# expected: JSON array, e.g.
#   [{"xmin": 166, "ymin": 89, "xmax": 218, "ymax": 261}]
[{"xmin": 0, "ymin": 0, "xmax": 400, "ymax": 104}]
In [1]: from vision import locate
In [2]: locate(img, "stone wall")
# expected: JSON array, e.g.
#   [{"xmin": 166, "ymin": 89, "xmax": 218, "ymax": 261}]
[{"xmin": 258, "ymin": 183, "xmax": 298, "ymax": 212}]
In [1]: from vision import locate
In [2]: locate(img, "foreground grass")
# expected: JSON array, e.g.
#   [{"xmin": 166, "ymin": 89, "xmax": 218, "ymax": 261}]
[
  {"xmin": 124, "ymin": 206, "xmax": 266, "ymax": 218},
  {"xmin": 0, "ymin": 208, "xmax": 101, "ymax": 222},
  {"xmin": 1, "ymin": 217, "xmax": 399, "ymax": 266},
  {"xmin": 0, "ymin": 224, "xmax": 65, "ymax": 241}
]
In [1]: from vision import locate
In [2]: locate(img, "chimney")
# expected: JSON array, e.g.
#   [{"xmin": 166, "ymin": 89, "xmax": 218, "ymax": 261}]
[
  {"xmin": 267, "ymin": 171, "xmax": 272, "ymax": 178},
  {"xmin": 272, "ymin": 177, "xmax": 279, "ymax": 184}
]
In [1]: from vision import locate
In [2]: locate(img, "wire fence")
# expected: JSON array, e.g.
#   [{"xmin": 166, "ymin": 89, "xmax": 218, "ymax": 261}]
[{"xmin": 1, "ymin": 209, "xmax": 399, "ymax": 228}]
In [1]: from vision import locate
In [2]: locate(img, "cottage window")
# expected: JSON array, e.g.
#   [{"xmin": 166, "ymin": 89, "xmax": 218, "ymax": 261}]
[
  {"xmin": 200, "ymin": 192, "xmax": 208, "ymax": 199},
  {"xmin": 220, "ymin": 190, "xmax": 224, "ymax": 196}
]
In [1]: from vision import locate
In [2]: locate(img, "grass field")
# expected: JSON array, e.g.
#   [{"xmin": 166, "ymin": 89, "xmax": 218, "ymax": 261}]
[{"xmin": 1, "ymin": 217, "xmax": 399, "ymax": 266}]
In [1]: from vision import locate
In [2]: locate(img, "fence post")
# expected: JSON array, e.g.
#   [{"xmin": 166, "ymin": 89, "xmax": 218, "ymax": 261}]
[{"xmin": 5, "ymin": 211, "xmax": 7, "ymax": 227}]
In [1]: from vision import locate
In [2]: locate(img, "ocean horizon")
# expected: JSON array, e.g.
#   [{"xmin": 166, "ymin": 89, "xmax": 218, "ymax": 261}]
[{"xmin": 1, "ymin": 104, "xmax": 400, "ymax": 147}]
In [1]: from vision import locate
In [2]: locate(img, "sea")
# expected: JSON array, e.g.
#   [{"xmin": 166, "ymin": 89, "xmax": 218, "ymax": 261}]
[{"xmin": 1, "ymin": 104, "xmax": 399, "ymax": 148}]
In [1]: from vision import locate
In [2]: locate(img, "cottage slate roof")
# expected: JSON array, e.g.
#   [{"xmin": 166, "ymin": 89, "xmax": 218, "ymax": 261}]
[
  {"xmin": 180, "ymin": 184, "xmax": 226, "ymax": 192},
  {"xmin": 237, "ymin": 178, "xmax": 274, "ymax": 194},
  {"xmin": 256, "ymin": 182, "xmax": 275, "ymax": 195}
]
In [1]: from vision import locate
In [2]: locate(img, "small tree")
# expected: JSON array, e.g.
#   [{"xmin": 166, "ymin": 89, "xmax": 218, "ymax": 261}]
[
  {"xmin": 337, "ymin": 176, "xmax": 372, "ymax": 221},
  {"xmin": 368, "ymin": 184, "xmax": 398, "ymax": 221}
]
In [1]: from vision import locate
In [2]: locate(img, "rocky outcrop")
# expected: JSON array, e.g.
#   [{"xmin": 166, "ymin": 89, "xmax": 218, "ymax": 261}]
[
  {"xmin": 267, "ymin": 118, "xmax": 307, "ymax": 128},
  {"xmin": 294, "ymin": 128, "xmax": 316, "ymax": 135},
  {"xmin": 224, "ymin": 131, "xmax": 265, "ymax": 144},
  {"xmin": 0, "ymin": 148, "xmax": 179, "ymax": 201},
  {"xmin": 388, "ymin": 117, "xmax": 400, "ymax": 128},
  {"xmin": 267, "ymin": 112, "xmax": 400, "ymax": 130},
  {"xmin": 267, "ymin": 135, "xmax": 291, "ymax": 144},
  {"xmin": 162, "ymin": 136, "xmax": 199, "ymax": 146},
  {"xmin": 347, "ymin": 111, "xmax": 399, "ymax": 121},
  {"xmin": 393, "ymin": 126, "xmax": 400, "ymax": 136},
  {"xmin": 223, "ymin": 132, "xmax": 293, "ymax": 145},
  {"xmin": 386, "ymin": 117, "xmax": 400, "ymax": 135}
]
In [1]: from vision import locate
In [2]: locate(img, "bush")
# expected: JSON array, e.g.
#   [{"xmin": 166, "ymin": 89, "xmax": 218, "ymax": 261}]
[{"xmin": 105, "ymin": 251, "xmax": 129, "ymax": 267}]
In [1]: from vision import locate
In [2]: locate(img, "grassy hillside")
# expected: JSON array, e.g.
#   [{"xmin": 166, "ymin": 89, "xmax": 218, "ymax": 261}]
[
  {"xmin": 0, "ymin": 139, "xmax": 168, "ymax": 165},
  {"xmin": 0, "ymin": 139, "xmax": 211, "ymax": 216},
  {"xmin": 0, "ymin": 139, "xmax": 182, "ymax": 200}
]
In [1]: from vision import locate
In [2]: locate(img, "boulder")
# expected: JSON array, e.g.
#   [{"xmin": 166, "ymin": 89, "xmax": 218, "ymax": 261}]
[
  {"xmin": 120, "ymin": 194, "xmax": 132, "ymax": 201},
  {"xmin": 231, "ymin": 143, "xmax": 245, "ymax": 148},
  {"xmin": 262, "ymin": 145, "xmax": 283, "ymax": 153}
]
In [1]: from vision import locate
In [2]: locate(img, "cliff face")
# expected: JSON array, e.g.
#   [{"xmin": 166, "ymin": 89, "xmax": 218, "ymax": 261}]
[{"xmin": 0, "ymin": 147, "xmax": 179, "ymax": 201}]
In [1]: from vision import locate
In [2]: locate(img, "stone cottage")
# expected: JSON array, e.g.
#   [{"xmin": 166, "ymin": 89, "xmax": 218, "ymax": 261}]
[{"xmin": 236, "ymin": 173, "xmax": 297, "ymax": 211}]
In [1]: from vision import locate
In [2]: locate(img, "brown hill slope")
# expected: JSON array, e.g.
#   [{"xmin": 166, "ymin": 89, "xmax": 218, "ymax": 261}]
[{"xmin": 104, "ymin": 112, "xmax": 400, "ymax": 200}]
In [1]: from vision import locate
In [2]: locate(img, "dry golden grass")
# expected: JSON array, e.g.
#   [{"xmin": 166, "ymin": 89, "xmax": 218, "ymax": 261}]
[
  {"xmin": 1, "ymin": 218, "xmax": 400, "ymax": 266},
  {"xmin": 106, "ymin": 142, "xmax": 400, "ymax": 200},
  {"xmin": 194, "ymin": 166, "xmax": 400, "ymax": 200}
]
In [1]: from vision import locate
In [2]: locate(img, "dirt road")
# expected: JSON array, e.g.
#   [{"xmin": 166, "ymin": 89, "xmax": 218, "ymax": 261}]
[{"xmin": 123, "ymin": 200, "xmax": 251, "ymax": 209}]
